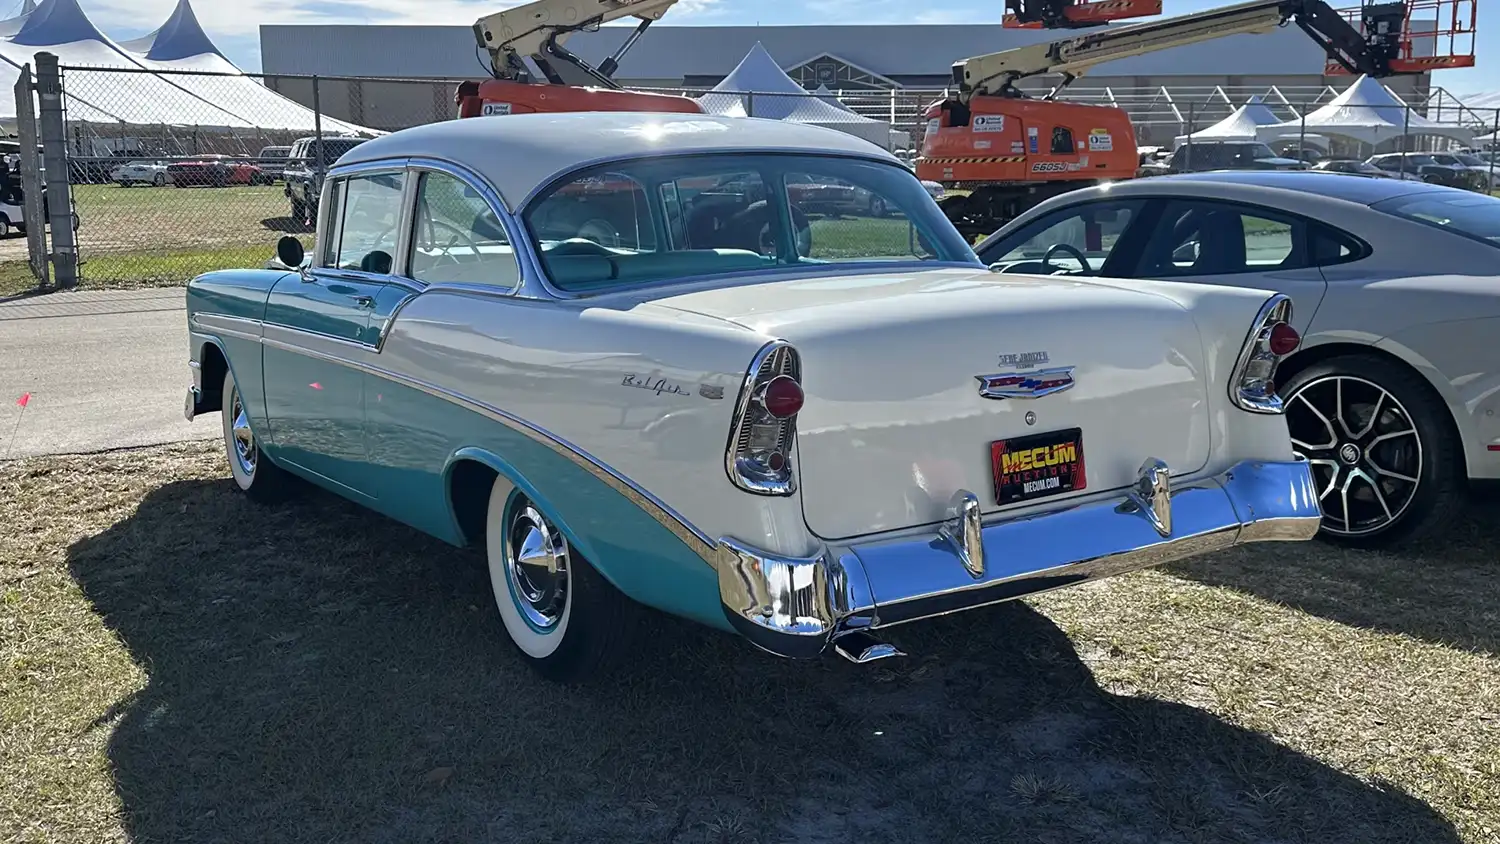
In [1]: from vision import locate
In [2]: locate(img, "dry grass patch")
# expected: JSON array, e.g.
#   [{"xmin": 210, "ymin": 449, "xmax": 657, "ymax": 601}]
[{"xmin": 2, "ymin": 441, "xmax": 1496, "ymax": 843}]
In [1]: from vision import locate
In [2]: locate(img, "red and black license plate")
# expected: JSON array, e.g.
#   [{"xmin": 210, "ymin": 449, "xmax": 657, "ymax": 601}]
[{"xmin": 990, "ymin": 428, "xmax": 1087, "ymax": 505}]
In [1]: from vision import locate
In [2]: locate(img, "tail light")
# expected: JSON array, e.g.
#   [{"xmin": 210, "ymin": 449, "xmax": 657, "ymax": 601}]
[
  {"xmin": 1229, "ymin": 294, "xmax": 1297, "ymax": 414},
  {"xmin": 726, "ymin": 341, "xmax": 802, "ymax": 495}
]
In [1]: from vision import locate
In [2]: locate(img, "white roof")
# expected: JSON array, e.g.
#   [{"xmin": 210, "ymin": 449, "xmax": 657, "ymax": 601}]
[
  {"xmin": 337, "ymin": 112, "xmax": 900, "ymax": 208},
  {"xmin": 1256, "ymin": 75, "xmax": 1474, "ymax": 146}
]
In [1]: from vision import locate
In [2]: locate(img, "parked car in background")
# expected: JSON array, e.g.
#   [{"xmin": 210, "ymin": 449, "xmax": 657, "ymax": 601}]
[
  {"xmin": 1430, "ymin": 152, "xmax": 1499, "ymax": 191},
  {"xmin": 1366, "ymin": 153, "xmax": 1484, "ymax": 191},
  {"xmin": 110, "ymin": 160, "xmax": 170, "ymax": 187},
  {"xmin": 283, "ymin": 135, "xmax": 368, "ymax": 223},
  {"xmin": 1310, "ymin": 159, "xmax": 1421, "ymax": 181},
  {"xmin": 976, "ymin": 172, "xmax": 1500, "ymax": 547},
  {"xmin": 168, "ymin": 155, "xmax": 267, "ymax": 188},
  {"xmin": 256, "ymin": 145, "xmax": 292, "ymax": 182},
  {"xmin": 183, "ymin": 114, "xmax": 1320, "ymax": 681},
  {"xmin": 1141, "ymin": 142, "xmax": 1307, "ymax": 177}
]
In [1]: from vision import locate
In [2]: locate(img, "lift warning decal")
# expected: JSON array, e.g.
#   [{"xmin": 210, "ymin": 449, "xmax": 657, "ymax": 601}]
[
  {"xmin": 972, "ymin": 115, "xmax": 1006, "ymax": 133},
  {"xmin": 1088, "ymin": 129, "xmax": 1113, "ymax": 152}
]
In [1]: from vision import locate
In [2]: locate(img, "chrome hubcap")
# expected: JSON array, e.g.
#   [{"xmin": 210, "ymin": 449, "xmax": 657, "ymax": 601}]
[
  {"xmin": 229, "ymin": 389, "xmax": 257, "ymax": 477},
  {"xmin": 1286, "ymin": 375, "xmax": 1422, "ymax": 537},
  {"xmin": 505, "ymin": 504, "xmax": 569, "ymax": 630}
]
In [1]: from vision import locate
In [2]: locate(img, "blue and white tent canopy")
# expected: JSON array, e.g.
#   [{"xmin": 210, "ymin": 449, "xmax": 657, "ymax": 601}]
[{"xmin": 0, "ymin": 0, "xmax": 377, "ymax": 135}]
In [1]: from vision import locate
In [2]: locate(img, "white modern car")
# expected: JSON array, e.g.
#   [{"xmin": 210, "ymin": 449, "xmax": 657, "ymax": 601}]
[
  {"xmin": 977, "ymin": 171, "xmax": 1500, "ymax": 547},
  {"xmin": 183, "ymin": 114, "xmax": 1320, "ymax": 681},
  {"xmin": 110, "ymin": 160, "xmax": 170, "ymax": 187}
]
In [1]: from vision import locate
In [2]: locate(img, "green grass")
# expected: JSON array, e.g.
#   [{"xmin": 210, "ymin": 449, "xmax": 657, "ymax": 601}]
[
  {"xmin": 2, "ymin": 441, "xmax": 1497, "ymax": 842},
  {"xmin": 807, "ymin": 215, "xmax": 928, "ymax": 260}
]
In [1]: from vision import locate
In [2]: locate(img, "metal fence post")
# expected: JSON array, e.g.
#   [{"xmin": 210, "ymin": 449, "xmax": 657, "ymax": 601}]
[
  {"xmin": 1489, "ymin": 108, "xmax": 1498, "ymax": 193},
  {"xmin": 1184, "ymin": 101, "xmax": 1194, "ymax": 169},
  {"xmin": 1298, "ymin": 104, "xmax": 1307, "ymax": 156},
  {"xmin": 35, "ymin": 52, "xmax": 76, "ymax": 289},
  {"xmin": 1399, "ymin": 102, "xmax": 1412, "ymax": 178},
  {"xmin": 13, "ymin": 64, "xmax": 48, "ymax": 290},
  {"xmin": 312, "ymin": 75, "xmax": 325, "ymax": 187},
  {"xmin": 746, "ymin": 91, "xmax": 755, "ymax": 118}
]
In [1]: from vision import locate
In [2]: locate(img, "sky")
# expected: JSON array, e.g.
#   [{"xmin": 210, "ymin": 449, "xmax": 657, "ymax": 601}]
[{"xmin": 19, "ymin": 0, "xmax": 1495, "ymax": 94}]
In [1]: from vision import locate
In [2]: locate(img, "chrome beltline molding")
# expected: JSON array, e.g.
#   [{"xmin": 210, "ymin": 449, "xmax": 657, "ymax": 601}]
[{"xmin": 194, "ymin": 312, "xmax": 719, "ymax": 564}]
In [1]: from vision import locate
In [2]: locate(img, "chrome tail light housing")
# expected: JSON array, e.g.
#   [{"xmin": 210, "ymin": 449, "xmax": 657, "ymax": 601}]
[
  {"xmin": 1229, "ymin": 294, "xmax": 1298, "ymax": 414},
  {"xmin": 726, "ymin": 340, "xmax": 802, "ymax": 495}
]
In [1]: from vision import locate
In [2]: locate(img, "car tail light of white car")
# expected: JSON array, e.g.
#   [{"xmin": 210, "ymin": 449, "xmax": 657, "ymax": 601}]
[
  {"xmin": 1229, "ymin": 294, "xmax": 1299, "ymax": 414},
  {"xmin": 726, "ymin": 340, "xmax": 803, "ymax": 495}
]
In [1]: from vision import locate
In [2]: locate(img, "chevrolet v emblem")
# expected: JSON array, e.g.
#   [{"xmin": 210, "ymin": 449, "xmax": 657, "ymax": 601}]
[{"xmin": 975, "ymin": 366, "xmax": 1076, "ymax": 400}]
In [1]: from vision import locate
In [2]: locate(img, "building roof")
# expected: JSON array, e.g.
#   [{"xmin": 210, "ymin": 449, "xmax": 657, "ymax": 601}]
[
  {"xmin": 338, "ymin": 112, "xmax": 899, "ymax": 207},
  {"xmin": 259, "ymin": 22, "xmax": 1331, "ymax": 81}
]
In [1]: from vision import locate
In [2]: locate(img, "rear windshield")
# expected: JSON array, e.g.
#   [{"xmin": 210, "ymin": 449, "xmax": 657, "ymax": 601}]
[
  {"xmin": 1373, "ymin": 192, "xmax": 1500, "ymax": 248},
  {"xmin": 523, "ymin": 153, "xmax": 978, "ymax": 292}
]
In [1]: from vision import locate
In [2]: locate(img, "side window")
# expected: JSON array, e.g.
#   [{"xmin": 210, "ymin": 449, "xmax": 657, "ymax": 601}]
[
  {"xmin": 784, "ymin": 169, "xmax": 932, "ymax": 261},
  {"xmin": 334, "ymin": 171, "xmax": 406, "ymax": 275},
  {"xmin": 1310, "ymin": 225, "xmax": 1366, "ymax": 267},
  {"xmin": 981, "ymin": 200, "xmax": 1145, "ymax": 273},
  {"xmin": 1140, "ymin": 201, "xmax": 1312, "ymax": 277},
  {"xmin": 409, "ymin": 171, "xmax": 519, "ymax": 288},
  {"xmin": 1050, "ymin": 127, "xmax": 1075, "ymax": 155}
]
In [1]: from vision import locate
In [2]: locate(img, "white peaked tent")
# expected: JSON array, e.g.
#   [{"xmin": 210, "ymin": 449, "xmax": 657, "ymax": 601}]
[
  {"xmin": 1256, "ymin": 75, "xmax": 1474, "ymax": 147},
  {"xmin": 696, "ymin": 43, "xmax": 891, "ymax": 148},
  {"xmin": 0, "ymin": 0, "xmax": 376, "ymax": 135},
  {"xmin": 118, "ymin": 0, "xmax": 374, "ymax": 136},
  {"xmin": 1174, "ymin": 97, "xmax": 1327, "ymax": 149}
]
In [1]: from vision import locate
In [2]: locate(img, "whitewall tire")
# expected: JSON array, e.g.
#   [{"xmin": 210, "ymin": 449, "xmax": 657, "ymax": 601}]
[
  {"xmin": 221, "ymin": 369, "xmax": 291, "ymax": 503},
  {"xmin": 483, "ymin": 477, "xmax": 639, "ymax": 682}
]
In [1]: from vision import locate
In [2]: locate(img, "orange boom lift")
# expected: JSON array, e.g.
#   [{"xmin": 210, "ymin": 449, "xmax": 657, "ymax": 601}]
[
  {"xmin": 455, "ymin": 0, "xmax": 704, "ymax": 119},
  {"xmin": 923, "ymin": 0, "xmax": 1478, "ymax": 239}
]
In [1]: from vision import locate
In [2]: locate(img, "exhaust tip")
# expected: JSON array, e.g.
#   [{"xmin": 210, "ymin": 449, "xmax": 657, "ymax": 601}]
[{"xmin": 833, "ymin": 631, "xmax": 906, "ymax": 664}]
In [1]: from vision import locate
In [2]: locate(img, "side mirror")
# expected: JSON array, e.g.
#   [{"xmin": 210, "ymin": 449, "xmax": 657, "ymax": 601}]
[{"xmin": 276, "ymin": 235, "xmax": 305, "ymax": 269}]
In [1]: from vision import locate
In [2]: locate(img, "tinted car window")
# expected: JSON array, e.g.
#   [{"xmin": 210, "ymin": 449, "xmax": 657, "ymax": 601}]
[
  {"xmin": 981, "ymin": 200, "xmax": 1145, "ymax": 274},
  {"xmin": 1139, "ymin": 201, "xmax": 1310, "ymax": 276},
  {"xmin": 1373, "ymin": 192, "xmax": 1500, "ymax": 248}
]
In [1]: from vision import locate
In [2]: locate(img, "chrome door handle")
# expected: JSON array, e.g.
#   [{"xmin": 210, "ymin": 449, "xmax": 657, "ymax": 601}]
[{"xmin": 352, "ymin": 295, "xmax": 375, "ymax": 309}]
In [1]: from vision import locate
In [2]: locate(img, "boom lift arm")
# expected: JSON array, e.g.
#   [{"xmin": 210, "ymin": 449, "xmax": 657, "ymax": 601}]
[
  {"xmin": 957, "ymin": 0, "xmax": 1413, "ymax": 100},
  {"xmin": 473, "ymin": 0, "xmax": 680, "ymax": 88}
]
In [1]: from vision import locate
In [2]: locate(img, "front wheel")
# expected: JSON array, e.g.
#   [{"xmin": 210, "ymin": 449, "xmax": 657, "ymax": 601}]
[
  {"xmin": 221, "ymin": 369, "xmax": 293, "ymax": 503},
  {"xmin": 154, "ymin": 173, "xmax": 166, "ymax": 187},
  {"xmin": 1279, "ymin": 355, "xmax": 1465, "ymax": 547},
  {"xmin": 484, "ymin": 480, "xmax": 639, "ymax": 683}
]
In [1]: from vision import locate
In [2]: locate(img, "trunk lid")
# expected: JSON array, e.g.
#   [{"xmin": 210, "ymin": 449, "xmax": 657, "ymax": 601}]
[{"xmin": 651, "ymin": 268, "xmax": 1213, "ymax": 540}]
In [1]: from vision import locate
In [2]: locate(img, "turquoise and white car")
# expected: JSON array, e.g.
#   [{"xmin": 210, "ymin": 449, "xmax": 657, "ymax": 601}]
[{"xmin": 184, "ymin": 113, "xmax": 1321, "ymax": 682}]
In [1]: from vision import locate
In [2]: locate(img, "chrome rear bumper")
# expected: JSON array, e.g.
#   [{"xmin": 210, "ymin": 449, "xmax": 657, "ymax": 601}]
[{"xmin": 717, "ymin": 458, "xmax": 1320, "ymax": 660}]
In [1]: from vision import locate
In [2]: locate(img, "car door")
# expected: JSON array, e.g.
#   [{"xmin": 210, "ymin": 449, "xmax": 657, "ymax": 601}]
[
  {"xmin": 262, "ymin": 169, "xmax": 408, "ymax": 496},
  {"xmin": 1119, "ymin": 199, "xmax": 1332, "ymax": 335}
]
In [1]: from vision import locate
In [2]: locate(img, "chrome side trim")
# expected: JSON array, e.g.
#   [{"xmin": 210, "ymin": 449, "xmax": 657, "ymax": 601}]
[
  {"xmin": 1229, "ymin": 294, "xmax": 1294, "ymax": 415},
  {"xmin": 203, "ymin": 314, "xmax": 717, "ymax": 564},
  {"xmin": 190, "ymin": 313, "xmax": 262, "ymax": 343},
  {"xmin": 717, "ymin": 458, "xmax": 1321, "ymax": 659}
]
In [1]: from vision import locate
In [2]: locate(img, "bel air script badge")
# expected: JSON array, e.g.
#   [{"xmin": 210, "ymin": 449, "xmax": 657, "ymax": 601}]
[
  {"xmin": 996, "ymin": 351, "xmax": 1050, "ymax": 369},
  {"xmin": 976, "ymin": 366, "xmax": 1076, "ymax": 400}
]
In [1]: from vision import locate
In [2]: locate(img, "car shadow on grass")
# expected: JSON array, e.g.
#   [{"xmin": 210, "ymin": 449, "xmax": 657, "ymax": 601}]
[
  {"xmin": 1171, "ymin": 496, "xmax": 1500, "ymax": 656},
  {"xmin": 68, "ymin": 478, "xmax": 1461, "ymax": 844}
]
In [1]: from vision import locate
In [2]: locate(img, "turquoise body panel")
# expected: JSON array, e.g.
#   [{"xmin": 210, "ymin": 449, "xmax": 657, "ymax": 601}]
[
  {"xmin": 364, "ymin": 378, "xmax": 729, "ymax": 631},
  {"xmin": 185, "ymin": 269, "xmax": 728, "ymax": 633}
]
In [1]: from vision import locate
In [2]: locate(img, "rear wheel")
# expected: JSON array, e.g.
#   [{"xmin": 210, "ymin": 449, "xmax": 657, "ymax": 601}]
[
  {"xmin": 153, "ymin": 173, "xmax": 166, "ymax": 187},
  {"xmin": 484, "ymin": 480, "xmax": 639, "ymax": 683},
  {"xmin": 1280, "ymin": 355, "xmax": 1465, "ymax": 547}
]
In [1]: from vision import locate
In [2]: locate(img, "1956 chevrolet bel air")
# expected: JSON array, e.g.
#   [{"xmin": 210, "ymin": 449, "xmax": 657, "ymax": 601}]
[{"xmin": 184, "ymin": 113, "xmax": 1321, "ymax": 682}]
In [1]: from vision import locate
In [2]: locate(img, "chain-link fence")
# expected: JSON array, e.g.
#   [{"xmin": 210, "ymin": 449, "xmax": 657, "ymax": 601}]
[{"xmin": 5, "ymin": 62, "xmax": 1496, "ymax": 293}]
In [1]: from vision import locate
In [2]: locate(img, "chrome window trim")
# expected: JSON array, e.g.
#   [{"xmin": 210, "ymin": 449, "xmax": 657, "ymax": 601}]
[
  {"xmin": 320, "ymin": 162, "xmax": 412, "ymax": 274},
  {"xmin": 200, "ymin": 312, "xmax": 717, "ymax": 564}
]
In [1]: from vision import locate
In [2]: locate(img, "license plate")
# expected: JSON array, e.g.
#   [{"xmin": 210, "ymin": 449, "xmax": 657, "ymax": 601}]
[{"xmin": 990, "ymin": 428, "xmax": 1086, "ymax": 505}]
